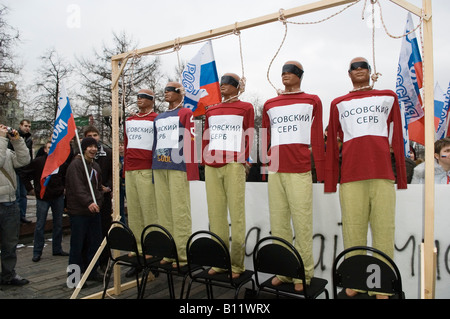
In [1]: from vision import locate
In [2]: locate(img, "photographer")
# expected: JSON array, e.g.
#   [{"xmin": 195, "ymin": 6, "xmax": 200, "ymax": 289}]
[{"xmin": 0, "ymin": 124, "xmax": 31, "ymax": 285}]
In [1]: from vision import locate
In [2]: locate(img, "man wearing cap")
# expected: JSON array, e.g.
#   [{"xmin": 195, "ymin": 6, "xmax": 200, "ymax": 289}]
[
  {"xmin": 325, "ymin": 57, "xmax": 406, "ymax": 298},
  {"xmin": 66, "ymin": 136, "xmax": 104, "ymax": 282},
  {"xmin": 202, "ymin": 73, "xmax": 254, "ymax": 278},
  {"xmin": 123, "ymin": 89, "xmax": 158, "ymax": 277},
  {"xmin": 83, "ymin": 125, "xmax": 112, "ymax": 271},
  {"xmin": 262, "ymin": 61, "xmax": 325, "ymax": 292},
  {"xmin": 152, "ymin": 82, "xmax": 198, "ymax": 267}
]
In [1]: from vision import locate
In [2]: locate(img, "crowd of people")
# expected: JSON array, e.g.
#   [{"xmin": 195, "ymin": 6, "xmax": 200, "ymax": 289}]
[{"xmin": 0, "ymin": 56, "xmax": 446, "ymax": 299}]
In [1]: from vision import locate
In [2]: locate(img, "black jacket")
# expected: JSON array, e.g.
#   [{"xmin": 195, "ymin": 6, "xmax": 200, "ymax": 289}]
[{"xmin": 22, "ymin": 153, "xmax": 68, "ymax": 201}]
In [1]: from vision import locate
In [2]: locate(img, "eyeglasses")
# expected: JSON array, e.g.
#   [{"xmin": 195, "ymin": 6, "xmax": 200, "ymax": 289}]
[
  {"xmin": 164, "ymin": 86, "xmax": 181, "ymax": 93},
  {"xmin": 137, "ymin": 93, "xmax": 154, "ymax": 101},
  {"xmin": 349, "ymin": 61, "xmax": 371, "ymax": 72}
]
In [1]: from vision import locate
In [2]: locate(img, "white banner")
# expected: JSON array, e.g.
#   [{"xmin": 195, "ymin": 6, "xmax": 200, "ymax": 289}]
[{"xmin": 190, "ymin": 182, "xmax": 450, "ymax": 299}]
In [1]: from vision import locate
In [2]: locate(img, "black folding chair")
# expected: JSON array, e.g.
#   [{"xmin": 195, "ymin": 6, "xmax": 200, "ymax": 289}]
[
  {"xmin": 332, "ymin": 245, "xmax": 405, "ymax": 299},
  {"xmin": 252, "ymin": 236, "xmax": 329, "ymax": 299},
  {"xmin": 102, "ymin": 221, "xmax": 144, "ymax": 299},
  {"xmin": 140, "ymin": 224, "xmax": 200, "ymax": 299},
  {"xmin": 185, "ymin": 230, "xmax": 255, "ymax": 299}
]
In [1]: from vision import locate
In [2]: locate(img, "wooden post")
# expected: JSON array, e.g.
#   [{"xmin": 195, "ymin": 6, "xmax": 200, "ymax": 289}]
[
  {"xmin": 112, "ymin": 0, "xmax": 357, "ymax": 61},
  {"xmin": 111, "ymin": 59, "xmax": 123, "ymax": 295},
  {"xmin": 104, "ymin": 0, "xmax": 434, "ymax": 299},
  {"xmin": 422, "ymin": 0, "xmax": 436, "ymax": 299}
]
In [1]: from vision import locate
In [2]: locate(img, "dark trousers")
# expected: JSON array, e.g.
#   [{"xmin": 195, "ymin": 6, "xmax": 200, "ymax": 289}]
[
  {"xmin": 0, "ymin": 203, "xmax": 20, "ymax": 282},
  {"xmin": 68, "ymin": 214, "xmax": 102, "ymax": 274},
  {"xmin": 33, "ymin": 195, "xmax": 64, "ymax": 256}
]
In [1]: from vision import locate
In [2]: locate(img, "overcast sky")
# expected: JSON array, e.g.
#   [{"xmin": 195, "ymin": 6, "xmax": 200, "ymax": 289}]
[{"xmin": 2, "ymin": 0, "xmax": 450, "ymax": 125}]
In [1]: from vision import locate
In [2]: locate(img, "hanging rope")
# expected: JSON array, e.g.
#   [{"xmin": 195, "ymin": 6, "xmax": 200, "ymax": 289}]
[
  {"xmin": 266, "ymin": 9, "xmax": 289, "ymax": 94},
  {"xmin": 266, "ymin": 1, "xmax": 362, "ymax": 94},
  {"xmin": 207, "ymin": 24, "xmax": 247, "ymax": 106},
  {"xmin": 369, "ymin": 0, "xmax": 381, "ymax": 85}
]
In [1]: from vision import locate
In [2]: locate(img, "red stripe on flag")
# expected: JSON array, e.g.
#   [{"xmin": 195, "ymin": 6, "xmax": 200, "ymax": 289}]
[{"xmin": 193, "ymin": 82, "xmax": 221, "ymax": 117}]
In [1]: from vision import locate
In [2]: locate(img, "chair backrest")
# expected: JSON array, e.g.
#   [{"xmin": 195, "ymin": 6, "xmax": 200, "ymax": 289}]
[
  {"xmin": 332, "ymin": 246, "xmax": 404, "ymax": 298},
  {"xmin": 186, "ymin": 230, "xmax": 231, "ymax": 273},
  {"xmin": 253, "ymin": 236, "xmax": 306, "ymax": 284},
  {"xmin": 141, "ymin": 224, "xmax": 178, "ymax": 261},
  {"xmin": 107, "ymin": 221, "xmax": 140, "ymax": 259}
]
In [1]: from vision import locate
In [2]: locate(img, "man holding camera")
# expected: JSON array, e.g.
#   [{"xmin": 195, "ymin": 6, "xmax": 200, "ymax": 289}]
[{"xmin": 0, "ymin": 124, "xmax": 31, "ymax": 285}]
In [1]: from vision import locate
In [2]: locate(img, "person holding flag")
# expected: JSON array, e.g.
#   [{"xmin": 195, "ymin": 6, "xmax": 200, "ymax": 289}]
[
  {"xmin": 65, "ymin": 137, "xmax": 104, "ymax": 282},
  {"xmin": 202, "ymin": 73, "xmax": 254, "ymax": 279}
]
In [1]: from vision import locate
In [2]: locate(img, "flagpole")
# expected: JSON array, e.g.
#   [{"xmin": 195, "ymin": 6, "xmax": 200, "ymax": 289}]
[
  {"xmin": 74, "ymin": 131, "xmax": 98, "ymax": 205},
  {"xmin": 69, "ymin": 129, "xmax": 102, "ymax": 299}
]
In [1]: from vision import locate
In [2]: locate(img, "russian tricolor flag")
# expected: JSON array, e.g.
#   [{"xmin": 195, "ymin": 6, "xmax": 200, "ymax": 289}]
[
  {"xmin": 40, "ymin": 84, "xmax": 76, "ymax": 198},
  {"xmin": 434, "ymin": 82, "xmax": 449, "ymax": 140},
  {"xmin": 396, "ymin": 12, "xmax": 424, "ymax": 145},
  {"xmin": 182, "ymin": 40, "xmax": 221, "ymax": 117}
]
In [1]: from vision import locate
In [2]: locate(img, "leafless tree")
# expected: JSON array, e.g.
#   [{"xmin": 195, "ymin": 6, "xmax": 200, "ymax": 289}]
[
  {"xmin": 76, "ymin": 30, "xmax": 164, "ymax": 142},
  {"xmin": 31, "ymin": 48, "xmax": 74, "ymax": 123},
  {"xmin": 0, "ymin": 5, "xmax": 21, "ymax": 81}
]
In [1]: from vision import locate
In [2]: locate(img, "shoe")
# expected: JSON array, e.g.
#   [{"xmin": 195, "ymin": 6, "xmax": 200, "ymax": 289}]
[
  {"xmin": 1, "ymin": 275, "xmax": 29, "ymax": 286},
  {"xmin": 125, "ymin": 267, "xmax": 142, "ymax": 278},
  {"xmin": 20, "ymin": 217, "xmax": 32, "ymax": 224},
  {"xmin": 53, "ymin": 251, "xmax": 69, "ymax": 256},
  {"xmin": 32, "ymin": 255, "xmax": 41, "ymax": 262}
]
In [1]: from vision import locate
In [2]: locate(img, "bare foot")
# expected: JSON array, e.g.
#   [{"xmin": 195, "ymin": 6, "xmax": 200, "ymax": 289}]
[
  {"xmin": 294, "ymin": 283, "xmax": 304, "ymax": 292},
  {"xmin": 208, "ymin": 268, "xmax": 217, "ymax": 275},
  {"xmin": 345, "ymin": 288, "xmax": 358, "ymax": 297},
  {"xmin": 231, "ymin": 272, "xmax": 240, "ymax": 279},
  {"xmin": 271, "ymin": 276, "xmax": 283, "ymax": 286}
]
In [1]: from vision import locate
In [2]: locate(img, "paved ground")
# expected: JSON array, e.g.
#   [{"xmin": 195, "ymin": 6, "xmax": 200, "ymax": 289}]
[{"xmin": 0, "ymin": 197, "xmax": 253, "ymax": 300}]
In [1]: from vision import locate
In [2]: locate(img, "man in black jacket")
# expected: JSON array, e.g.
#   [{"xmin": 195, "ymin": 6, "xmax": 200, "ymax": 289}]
[{"xmin": 22, "ymin": 141, "xmax": 72, "ymax": 262}]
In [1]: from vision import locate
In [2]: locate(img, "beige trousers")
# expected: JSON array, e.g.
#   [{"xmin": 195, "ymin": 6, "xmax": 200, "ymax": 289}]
[
  {"xmin": 153, "ymin": 169, "xmax": 192, "ymax": 264},
  {"xmin": 339, "ymin": 179, "xmax": 396, "ymax": 259},
  {"xmin": 125, "ymin": 169, "xmax": 157, "ymax": 252},
  {"xmin": 268, "ymin": 171, "xmax": 314, "ymax": 284},
  {"xmin": 205, "ymin": 163, "xmax": 246, "ymax": 274}
]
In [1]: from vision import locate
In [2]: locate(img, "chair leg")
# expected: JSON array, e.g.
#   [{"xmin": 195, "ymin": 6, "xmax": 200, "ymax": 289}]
[
  {"xmin": 185, "ymin": 278, "xmax": 194, "ymax": 299},
  {"xmin": 102, "ymin": 262, "xmax": 114, "ymax": 299},
  {"xmin": 139, "ymin": 269, "xmax": 149, "ymax": 299},
  {"xmin": 206, "ymin": 281, "xmax": 214, "ymax": 299},
  {"xmin": 167, "ymin": 273, "xmax": 175, "ymax": 299},
  {"xmin": 134, "ymin": 270, "xmax": 142, "ymax": 299},
  {"xmin": 179, "ymin": 274, "xmax": 189, "ymax": 299}
]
